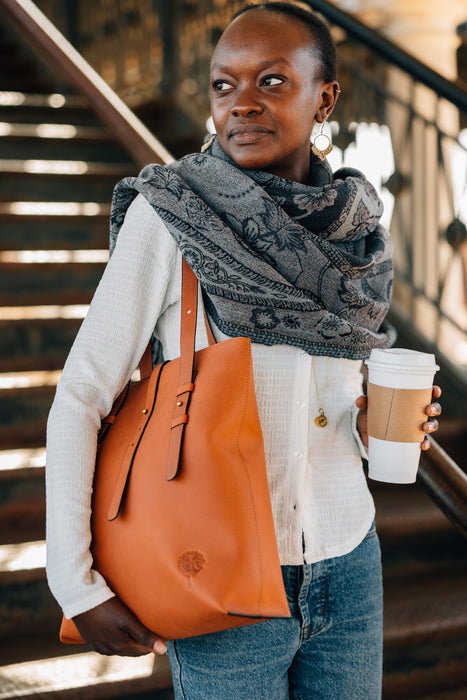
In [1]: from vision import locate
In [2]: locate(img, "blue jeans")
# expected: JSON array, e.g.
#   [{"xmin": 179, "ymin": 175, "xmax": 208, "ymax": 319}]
[{"xmin": 167, "ymin": 524, "xmax": 383, "ymax": 699}]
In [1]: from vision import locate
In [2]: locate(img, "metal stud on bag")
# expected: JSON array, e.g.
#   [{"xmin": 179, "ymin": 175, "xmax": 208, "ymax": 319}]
[{"xmin": 311, "ymin": 121, "xmax": 333, "ymax": 161}]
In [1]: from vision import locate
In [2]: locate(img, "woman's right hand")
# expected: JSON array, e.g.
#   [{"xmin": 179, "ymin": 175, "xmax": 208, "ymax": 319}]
[{"xmin": 73, "ymin": 597, "xmax": 167, "ymax": 657}]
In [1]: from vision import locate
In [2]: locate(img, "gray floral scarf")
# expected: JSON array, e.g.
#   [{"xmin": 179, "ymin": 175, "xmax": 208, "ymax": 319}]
[{"xmin": 110, "ymin": 137, "xmax": 396, "ymax": 360}]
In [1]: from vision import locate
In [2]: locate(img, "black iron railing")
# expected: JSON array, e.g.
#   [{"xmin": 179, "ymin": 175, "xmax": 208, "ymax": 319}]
[
  {"xmin": 298, "ymin": 1, "xmax": 467, "ymax": 384},
  {"xmin": 301, "ymin": 0, "xmax": 467, "ymax": 538}
]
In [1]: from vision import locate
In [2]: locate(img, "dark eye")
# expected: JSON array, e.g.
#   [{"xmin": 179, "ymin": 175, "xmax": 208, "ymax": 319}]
[
  {"xmin": 262, "ymin": 76, "xmax": 284, "ymax": 87},
  {"xmin": 212, "ymin": 80, "xmax": 233, "ymax": 93}
]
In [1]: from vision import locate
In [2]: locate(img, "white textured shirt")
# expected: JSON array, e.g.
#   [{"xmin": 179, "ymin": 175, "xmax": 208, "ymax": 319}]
[{"xmin": 46, "ymin": 194, "xmax": 374, "ymax": 619}]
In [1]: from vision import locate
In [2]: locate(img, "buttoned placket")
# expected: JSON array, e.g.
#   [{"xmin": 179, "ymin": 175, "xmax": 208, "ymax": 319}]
[
  {"xmin": 303, "ymin": 353, "xmax": 330, "ymax": 562},
  {"xmin": 289, "ymin": 351, "xmax": 311, "ymax": 548}
]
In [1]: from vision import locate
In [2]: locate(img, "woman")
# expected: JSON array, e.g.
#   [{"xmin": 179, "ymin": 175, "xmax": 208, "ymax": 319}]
[{"xmin": 46, "ymin": 3, "xmax": 442, "ymax": 698}]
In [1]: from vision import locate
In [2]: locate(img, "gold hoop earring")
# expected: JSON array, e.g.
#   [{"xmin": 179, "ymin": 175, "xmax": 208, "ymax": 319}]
[
  {"xmin": 311, "ymin": 122, "xmax": 332, "ymax": 161},
  {"xmin": 201, "ymin": 134, "xmax": 216, "ymax": 153}
]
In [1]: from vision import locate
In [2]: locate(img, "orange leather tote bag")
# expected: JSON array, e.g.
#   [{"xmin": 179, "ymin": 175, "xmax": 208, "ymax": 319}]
[{"xmin": 60, "ymin": 257, "xmax": 290, "ymax": 643}]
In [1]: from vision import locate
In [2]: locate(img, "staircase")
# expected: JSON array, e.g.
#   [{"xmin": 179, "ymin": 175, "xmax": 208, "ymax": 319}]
[
  {"xmin": 0, "ymin": 90, "xmax": 173, "ymax": 699},
  {"xmin": 1, "ymin": 5, "xmax": 467, "ymax": 700},
  {"xmin": 372, "ymin": 480, "xmax": 467, "ymax": 698}
]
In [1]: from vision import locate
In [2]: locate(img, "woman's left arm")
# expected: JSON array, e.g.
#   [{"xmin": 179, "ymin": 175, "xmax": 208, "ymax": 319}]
[{"xmin": 355, "ymin": 385, "xmax": 442, "ymax": 451}]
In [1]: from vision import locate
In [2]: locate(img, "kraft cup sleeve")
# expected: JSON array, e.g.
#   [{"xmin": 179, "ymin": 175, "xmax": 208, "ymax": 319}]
[{"xmin": 367, "ymin": 384, "xmax": 433, "ymax": 443}]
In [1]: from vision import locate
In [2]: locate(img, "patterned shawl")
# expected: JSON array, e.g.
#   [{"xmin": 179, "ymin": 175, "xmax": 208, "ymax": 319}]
[{"xmin": 110, "ymin": 137, "xmax": 396, "ymax": 360}]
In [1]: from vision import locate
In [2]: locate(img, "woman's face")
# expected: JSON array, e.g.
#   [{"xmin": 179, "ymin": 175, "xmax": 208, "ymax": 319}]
[{"xmin": 210, "ymin": 11, "xmax": 338, "ymax": 183}]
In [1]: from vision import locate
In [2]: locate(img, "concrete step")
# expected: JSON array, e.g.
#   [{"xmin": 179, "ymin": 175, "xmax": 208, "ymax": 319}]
[
  {"xmin": 0, "ymin": 122, "xmax": 109, "ymax": 140},
  {"xmin": 0, "ymin": 462, "xmax": 45, "ymax": 545},
  {"xmin": 384, "ymin": 656, "xmax": 467, "ymax": 700},
  {"xmin": 0, "ymin": 215, "xmax": 109, "ymax": 250},
  {"xmin": 382, "ymin": 569, "xmax": 467, "ymax": 698},
  {"xmin": 0, "ymin": 201, "xmax": 111, "ymax": 218},
  {"xmin": 0, "ymin": 92, "xmax": 101, "ymax": 127},
  {"xmin": 0, "ymin": 647, "xmax": 172, "ymax": 700},
  {"xmin": 0, "ymin": 261, "xmax": 105, "ymax": 307},
  {"xmin": 372, "ymin": 480, "xmax": 467, "ymax": 580},
  {"xmin": 412, "ymin": 689, "xmax": 467, "ymax": 700},
  {"xmin": 0, "ymin": 159, "xmax": 132, "ymax": 178},
  {"xmin": 0, "ymin": 541, "xmax": 58, "ymax": 642},
  {"xmin": 0, "ymin": 168, "xmax": 127, "ymax": 202},
  {"xmin": 0, "ymin": 385, "xmax": 55, "ymax": 450},
  {"xmin": 0, "ymin": 125, "xmax": 135, "ymax": 163},
  {"xmin": 0, "ymin": 318, "xmax": 81, "ymax": 372},
  {"xmin": 384, "ymin": 569, "xmax": 467, "ymax": 648},
  {"xmin": 383, "ymin": 621, "xmax": 467, "ymax": 699}
]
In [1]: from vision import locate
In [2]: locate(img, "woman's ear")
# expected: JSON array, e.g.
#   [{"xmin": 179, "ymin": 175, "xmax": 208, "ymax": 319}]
[{"xmin": 315, "ymin": 81, "xmax": 341, "ymax": 123}]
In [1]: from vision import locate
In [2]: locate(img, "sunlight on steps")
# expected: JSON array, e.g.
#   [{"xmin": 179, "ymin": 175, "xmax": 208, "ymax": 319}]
[
  {"xmin": 0, "ymin": 651, "xmax": 170, "ymax": 700},
  {"xmin": 0, "ymin": 447, "xmax": 45, "ymax": 470},
  {"xmin": 0, "ymin": 371, "xmax": 61, "ymax": 389},
  {"xmin": 0, "ymin": 305, "xmax": 89, "ymax": 320},
  {"xmin": 0, "ymin": 91, "xmax": 79, "ymax": 108},
  {"xmin": 0, "ymin": 122, "xmax": 78, "ymax": 138},
  {"xmin": 0, "ymin": 122, "xmax": 107, "ymax": 139},
  {"xmin": 0, "ymin": 159, "xmax": 89, "ymax": 174},
  {"xmin": 0, "ymin": 540, "xmax": 45, "ymax": 572},
  {"xmin": 0, "ymin": 201, "xmax": 109, "ymax": 216},
  {"xmin": 0, "ymin": 159, "xmax": 130, "ymax": 175},
  {"xmin": 0, "ymin": 250, "xmax": 109, "ymax": 264}
]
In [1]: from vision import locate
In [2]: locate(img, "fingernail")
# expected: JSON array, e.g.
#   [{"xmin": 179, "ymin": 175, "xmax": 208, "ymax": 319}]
[{"xmin": 153, "ymin": 640, "xmax": 167, "ymax": 655}]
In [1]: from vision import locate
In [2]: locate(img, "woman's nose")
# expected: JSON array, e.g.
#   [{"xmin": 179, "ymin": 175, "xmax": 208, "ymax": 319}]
[{"xmin": 231, "ymin": 85, "xmax": 263, "ymax": 117}]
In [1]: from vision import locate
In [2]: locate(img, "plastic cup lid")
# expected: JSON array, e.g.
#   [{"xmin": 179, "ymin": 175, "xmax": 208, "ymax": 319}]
[{"xmin": 365, "ymin": 348, "xmax": 439, "ymax": 373}]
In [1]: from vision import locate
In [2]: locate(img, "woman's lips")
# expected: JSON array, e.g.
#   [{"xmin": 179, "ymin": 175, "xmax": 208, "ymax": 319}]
[{"xmin": 229, "ymin": 125, "xmax": 272, "ymax": 144}]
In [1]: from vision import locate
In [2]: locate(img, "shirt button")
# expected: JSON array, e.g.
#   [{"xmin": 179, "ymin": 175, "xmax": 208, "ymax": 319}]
[
  {"xmin": 297, "ymin": 400, "xmax": 305, "ymax": 408},
  {"xmin": 294, "ymin": 450, "xmax": 303, "ymax": 460}
]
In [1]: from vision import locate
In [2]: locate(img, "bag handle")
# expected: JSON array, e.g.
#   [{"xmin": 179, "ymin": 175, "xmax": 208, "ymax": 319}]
[
  {"xmin": 139, "ymin": 259, "xmax": 215, "ymax": 381},
  {"xmin": 138, "ymin": 256, "xmax": 217, "ymax": 481},
  {"xmin": 166, "ymin": 257, "xmax": 207, "ymax": 480}
]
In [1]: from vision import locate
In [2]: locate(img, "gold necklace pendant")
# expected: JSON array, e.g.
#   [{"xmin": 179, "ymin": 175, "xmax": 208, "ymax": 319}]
[
  {"xmin": 311, "ymin": 357, "xmax": 330, "ymax": 427},
  {"xmin": 315, "ymin": 409, "xmax": 328, "ymax": 428}
]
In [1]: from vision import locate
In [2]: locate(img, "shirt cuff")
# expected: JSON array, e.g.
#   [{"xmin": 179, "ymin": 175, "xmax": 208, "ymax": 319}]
[{"xmin": 351, "ymin": 404, "xmax": 368, "ymax": 460}]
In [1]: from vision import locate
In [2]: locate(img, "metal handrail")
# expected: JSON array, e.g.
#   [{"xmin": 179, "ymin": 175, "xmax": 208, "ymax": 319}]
[
  {"xmin": 420, "ymin": 438, "xmax": 467, "ymax": 538},
  {"xmin": 0, "ymin": 0, "xmax": 173, "ymax": 168},
  {"xmin": 303, "ymin": 0, "xmax": 467, "ymax": 112},
  {"xmin": 300, "ymin": 1, "xmax": 467, "ymax": 539}
]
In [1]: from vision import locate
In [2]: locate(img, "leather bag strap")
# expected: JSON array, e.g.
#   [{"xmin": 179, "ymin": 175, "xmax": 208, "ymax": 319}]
[
  {"xmin": 107, "ymin": 361, "xmax": 165, "ymax": 521},
  {"xmin": 138, "ymin": 261, "xmax": 215, "ymax": 381},
  {"xmin": 166, "ymin": 257, "xmax": 199, "ymax": 481}
]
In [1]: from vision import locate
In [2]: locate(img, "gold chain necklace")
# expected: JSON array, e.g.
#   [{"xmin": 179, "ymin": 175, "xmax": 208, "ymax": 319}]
[{"xmin": 311, "ymin": 357, "xmax": 329, "ymax": 427}]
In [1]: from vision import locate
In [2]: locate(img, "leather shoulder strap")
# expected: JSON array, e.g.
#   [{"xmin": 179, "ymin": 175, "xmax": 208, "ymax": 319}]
[
  {"xmin": 138, "ymin": 259, "xmax": 215, "ymax": 381},
  {"xmin": 166, "ymin": 257, "xmax": 199, "ymax": 480}
]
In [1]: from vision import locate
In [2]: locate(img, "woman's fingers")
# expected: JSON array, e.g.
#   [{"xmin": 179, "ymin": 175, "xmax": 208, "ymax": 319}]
[
  {"xmin": 422, "ymin": 385, "xmax": 442, "ymax": 449},
  {"xmin": 425, "ymin": 402, "xmax": 442, "ymax": 417},
  {"xmin": 355, "ymin": 395, "xmax": 367, "ymax": 409},
  {"xmin": 421, "ymin": 436, "xmax": 432, "ymax": 451},
  {"xmin": 431, "ymin": 385, "xmax": 442, "ymax": 400},
  {"xmin": 73, "ymin": 597, "xmax": 167, "ymax": 657},
  {"xmin": 355, "ymin": 396, "xmax": 368, "ymax": 446},
  {"xmin": 423, "ymin": 418, "xmax": 439, "ymax": 433}
]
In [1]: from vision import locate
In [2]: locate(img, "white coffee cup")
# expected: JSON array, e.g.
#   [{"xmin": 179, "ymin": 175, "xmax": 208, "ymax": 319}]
[{"xmin": 364, "ymin": 348, "xmax": 439, "ymax": 484}]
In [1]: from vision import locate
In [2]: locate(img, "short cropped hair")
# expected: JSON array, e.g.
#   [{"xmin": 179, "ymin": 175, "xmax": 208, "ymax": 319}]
[{"xmin": 231, "ymin": 2, "xmax": 337, "ymax": 82}]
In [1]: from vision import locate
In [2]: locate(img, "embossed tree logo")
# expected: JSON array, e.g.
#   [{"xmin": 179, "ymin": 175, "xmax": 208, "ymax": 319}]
[{"xmin": 178, "ymin": 550, "xmax": 206, "ymax": 588}]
